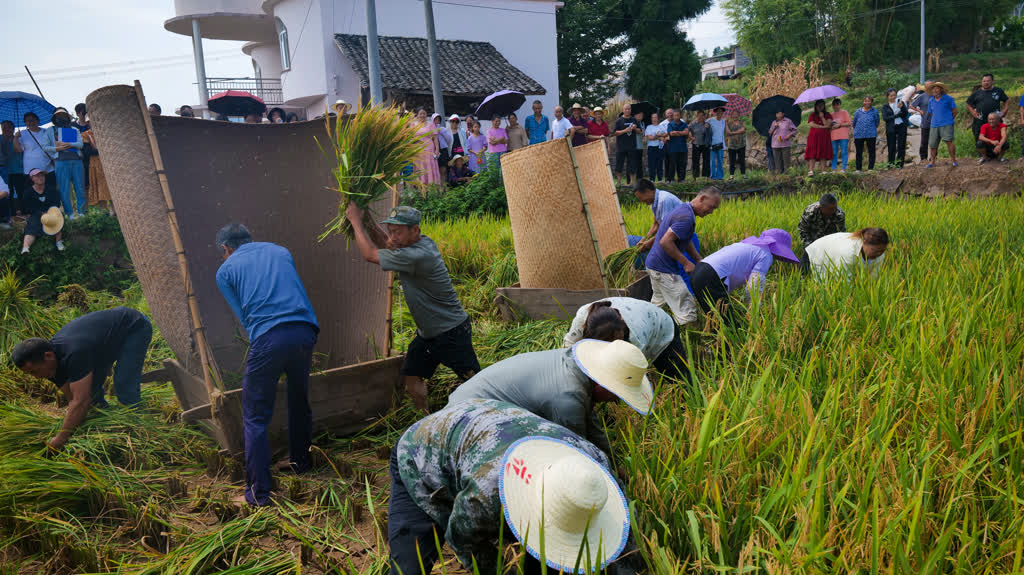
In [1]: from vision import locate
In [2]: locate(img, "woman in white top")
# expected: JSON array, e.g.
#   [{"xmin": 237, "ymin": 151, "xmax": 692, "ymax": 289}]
[
  {"xmin": 13, "ymin": 112, "xmax": 55, "ymax": 177},
  {"xmin": 563, "ymin": 297, "xmax": 689, "ymax": 381},
  {"xmin": 803, "ymin": 227, "xmax": 890, "ymax": 281},
  {"xmin": 431, "ymin": 113, "xmax": 453, "ymax": 183}
]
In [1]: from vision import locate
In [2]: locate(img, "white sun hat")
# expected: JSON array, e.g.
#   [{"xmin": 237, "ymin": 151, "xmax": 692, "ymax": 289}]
[
  {"xmin": 571, "ymin": 339, "xmax": 653, "ymax": 415},
  {"xmin": 499, "ymin": 437, "xmax": 630, "ymax": 573}
]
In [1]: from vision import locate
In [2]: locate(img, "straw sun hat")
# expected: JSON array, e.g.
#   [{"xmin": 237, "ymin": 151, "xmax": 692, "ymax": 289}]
[
  {"xmin": 41, "ymin": 207, "xmax": 64, "ymax": 236},
  {"xmin": 571, "ymin": 339, "xmax": 653, "ymax": 415},
  {"xmin": 499, "ymin": 436, "xmax": 630, "ymax": 572}
]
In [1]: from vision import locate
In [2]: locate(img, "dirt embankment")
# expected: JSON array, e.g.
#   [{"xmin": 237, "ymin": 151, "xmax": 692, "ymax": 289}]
[{"xmin": 858, "ymin": 159, "xmax": 1024, "ymax": 198}]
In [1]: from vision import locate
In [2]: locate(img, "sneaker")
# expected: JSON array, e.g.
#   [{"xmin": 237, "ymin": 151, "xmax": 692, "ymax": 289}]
[
  {"xmin": 1000, "ymin": 158, "xmax": 1007, "ymax": 163},
  {"xmin": 978, "ymin": 158, "xmax": 986, "ymax": 164},
  {"xmin": 951, "ymin": 162, "xmax": 959, "ymax": 167},
  {"xmin": 56, "ymin": 240, "xmax": 65, "ymax": 252},
  {"xmin": 21, "ymin": 246, "xmax": 29, "ymax": 254},
  {"xmin": 67, "ymin": 213, "xmax": 77, "ymax": 221},
  {"xmin": 925, "ymin": 164, "xmax": 934, "ymax": 168}
]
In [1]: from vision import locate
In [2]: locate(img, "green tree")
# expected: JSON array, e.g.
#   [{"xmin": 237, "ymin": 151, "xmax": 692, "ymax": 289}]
[
  {"xmin": 620, "ymin": 0, "xmax": 713, "ymax": 110},
  {"xmin": 556, "ymin": 0, "xmax": 628, "ymax": 106}
]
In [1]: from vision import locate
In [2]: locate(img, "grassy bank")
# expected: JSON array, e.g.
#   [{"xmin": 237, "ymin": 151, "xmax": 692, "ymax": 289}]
[{"xmin": 1, "ymin": 192, "xmax": 1022, "ymax": 572}]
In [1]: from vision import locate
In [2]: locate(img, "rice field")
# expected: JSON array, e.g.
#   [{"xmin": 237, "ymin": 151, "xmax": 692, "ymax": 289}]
[{"xmin": 1, "ymin": 191, "xmax": 1022, "ymax": 573}]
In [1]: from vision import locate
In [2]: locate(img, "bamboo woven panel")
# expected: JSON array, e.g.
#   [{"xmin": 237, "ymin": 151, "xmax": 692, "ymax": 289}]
[
  {"xmin": 150, "ymin": 116, "xmax": 390, "ymax": 377},
  {"xmin": 573, "ymin": 140, "xmax": 627, "ymax": 259},
  {"xmin": 501, "ymin": 139, "xmax": 603, "ymax": 290},
  {"xmin": 85, "ymin": 85, "xmax": 197, "ymax": 372}
]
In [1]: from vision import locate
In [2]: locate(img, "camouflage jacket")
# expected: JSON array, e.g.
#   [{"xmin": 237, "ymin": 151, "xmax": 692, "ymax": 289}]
[
  {"xmin": 395, "ymin": 398, "xmax": 612, "ymax": 571},
  {"xmin": 798, "ymin": 202, "xmax": 847, "ymax": 246}
]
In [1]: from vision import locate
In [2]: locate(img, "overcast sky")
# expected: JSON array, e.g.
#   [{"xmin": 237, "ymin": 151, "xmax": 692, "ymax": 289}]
[{"xmin": 1, "ymin": 0, "xmax": 734, "ymax": 114}]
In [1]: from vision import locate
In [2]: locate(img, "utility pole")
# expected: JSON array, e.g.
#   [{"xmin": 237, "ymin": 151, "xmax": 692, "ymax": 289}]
[
  {"xmin": 191, "ymin": 19, "xmax": 210, "ymax": 118},
  {"xmin": 366, "ymin": 0, "xmax": 383, "ymax": 104},
  {"xmin": 920, "ymin": 0, "xmax": 925, "ymax": 83},
  {"xmin": 423, "ymin": 0, "xmax": 445, "ymax": 117}
]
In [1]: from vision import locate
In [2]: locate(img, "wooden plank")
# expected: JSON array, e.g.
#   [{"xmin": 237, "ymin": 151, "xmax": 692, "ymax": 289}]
[
  {"xmin": 175, "ymin": 355, "xmax": 404, "ymax": 454},
  {"xmin": 496, "ymin": 275, "xmax": 653, "ymax": 320}
]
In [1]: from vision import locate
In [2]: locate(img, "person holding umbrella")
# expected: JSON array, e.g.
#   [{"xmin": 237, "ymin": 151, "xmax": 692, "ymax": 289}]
[
  {"xmin": 768, "ymin": 110, "xmax": 798, "ymax": 173},
  {"xmin": 804, "ymin": 100, "xmax": 833, "ymax": 176},
  {"xmin": 13, "ymin": 112, "xmax": 57, "ymax": 194},
  {"xmin": 707, "ymin": 107, "xmax": 727, "ymax": 180},
  {"xmin": 689, "ymin": 110, "xmax": 711, "ymax": 179}
]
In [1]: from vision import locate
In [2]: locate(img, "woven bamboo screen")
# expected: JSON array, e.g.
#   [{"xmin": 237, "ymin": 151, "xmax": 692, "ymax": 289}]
[
  {"xmin": 500, "ymin": 138, "xmax": 626, "ymax": 290},
  {"xmin": 86, "ymin": 85, "xmax": 197, "ymax": 371},
  {"xmin": 87, "ymin": 84, "xmax": 390, "ymax": 380}
]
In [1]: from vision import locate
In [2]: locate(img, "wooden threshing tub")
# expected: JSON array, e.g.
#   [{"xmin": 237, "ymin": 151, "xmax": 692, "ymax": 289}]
[{"xmin": 87, "ymin": 82, "xmax": 401, "ymax": 455}]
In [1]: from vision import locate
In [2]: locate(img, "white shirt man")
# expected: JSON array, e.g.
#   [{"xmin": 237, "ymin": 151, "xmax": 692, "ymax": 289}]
[{"xmin": 551, "ymin": 106, "xmax": 574, "ymax": 140}]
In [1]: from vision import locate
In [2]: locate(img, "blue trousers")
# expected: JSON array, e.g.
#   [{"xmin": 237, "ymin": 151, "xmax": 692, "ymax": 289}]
[
  {"xmin": 647, "ymin": 147, "xmax": 664, "ymax": 181},
  {"xmin": 710, "ymin": 148, "xmax": 724, "ymax": 179},
  {"xmin": 831, "ymin": 139, "xmax": 849, "ymax": 171},
  {"xmin": 91, "ymin": 316, "xmax": 152, "ymax": 408},
  {"xmin": 56, "ymin": 159, "xmax": 86, "ymax": 216},
  {"xmin": 242, "ymin": 321, "xmax": 317, "ymax": 506}
]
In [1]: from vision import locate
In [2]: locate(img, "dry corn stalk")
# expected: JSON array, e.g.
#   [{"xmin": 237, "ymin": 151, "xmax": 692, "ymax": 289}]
[{"xmin": 748, "ymin": 58, "xmax": 823, "ymax": 104}]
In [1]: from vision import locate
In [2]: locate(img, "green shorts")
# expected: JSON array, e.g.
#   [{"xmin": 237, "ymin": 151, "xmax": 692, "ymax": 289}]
[{"xmin": 929, "ymin": 124, "xmax": 955, "ymax": 148}]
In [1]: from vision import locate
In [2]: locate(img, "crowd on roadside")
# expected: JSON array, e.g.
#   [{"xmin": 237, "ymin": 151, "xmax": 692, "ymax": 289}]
[
  {"xmin": 1, "ymin": 103, "xmax": 113, "ymax": 254},
  {"xmin": 399, "ymin": 71, "xmax": 1022, "ymax": 192}
]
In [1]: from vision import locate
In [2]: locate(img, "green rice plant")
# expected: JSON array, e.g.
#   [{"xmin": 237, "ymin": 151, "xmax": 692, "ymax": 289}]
[
  {"xmin": 0, "ymin": 266, "xmax": 66, "ymax": 364},
  {"xmin": 319, "ymin": 105, "xmax": 425, "ymax": 240}
]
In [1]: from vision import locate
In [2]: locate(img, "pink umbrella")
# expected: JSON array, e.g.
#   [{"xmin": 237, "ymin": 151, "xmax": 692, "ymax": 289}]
[
  {"xmin": 794, "ymin": 85, "xmax": 847, "ymax": 105},
  {"xmin": 723, "ymin": 93, "xmax": 752, "ymax": 116}
]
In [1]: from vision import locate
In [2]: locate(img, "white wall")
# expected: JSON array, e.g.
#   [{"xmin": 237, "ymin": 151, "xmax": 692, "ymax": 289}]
[
  {"xmin": 324, "ymin": 0, "xmax": 561, "ymax": 120},
  {"xmin": 273, "ymin": 0, "xmax": 330, "ymax": 114},
  {"xmin": 248, "ymin": 42, "xmax": 284, "ymax": 79}
]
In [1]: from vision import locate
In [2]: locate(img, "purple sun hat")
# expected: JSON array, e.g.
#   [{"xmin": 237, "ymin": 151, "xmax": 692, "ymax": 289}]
[{"xmin": 741, "ymin": 228, "xmax": 800, "ymax": 263}]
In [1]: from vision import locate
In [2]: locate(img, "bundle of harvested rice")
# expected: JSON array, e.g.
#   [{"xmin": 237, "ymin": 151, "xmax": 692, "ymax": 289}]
[{"xmin": 318, "ymin": 105, "xmax": 425, "ymax": 240}]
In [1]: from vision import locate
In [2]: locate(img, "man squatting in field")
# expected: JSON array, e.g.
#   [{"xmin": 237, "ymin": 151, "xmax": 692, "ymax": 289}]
[
  {"xmin": 345, "ymin": 204, "xmax": 480, "ymax": 411},
  {"xmin": 12, "ymin": 307, "xmax": 153, "ymax": 449}
]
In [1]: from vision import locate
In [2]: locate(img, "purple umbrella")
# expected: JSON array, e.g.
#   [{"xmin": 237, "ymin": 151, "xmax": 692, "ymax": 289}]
[
  {"xmin": 794, "ymin": 85, "xmax": 847, "ymax": 105},
  {"xmin": 475, "ymin": 90, "xmax": 526, "ymax": 119}
]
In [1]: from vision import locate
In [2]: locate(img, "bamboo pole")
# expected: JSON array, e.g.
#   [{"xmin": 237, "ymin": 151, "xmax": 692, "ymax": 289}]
[
  {"xmin": 132, "ymin": 81, "xmax": 224, "ymax": 409},
  {"xmin": 566, "ymin": 139, "xmax": 610, "ymax": 295},
  {"xmin": 384, "ymin": 184, "xmax": 399, "ymax": 356}
]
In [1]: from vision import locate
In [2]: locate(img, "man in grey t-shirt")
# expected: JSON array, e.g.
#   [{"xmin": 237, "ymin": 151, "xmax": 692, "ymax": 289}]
[{"xmin": 346, "ymin": 204, "xmax": 480, "ymax": 411}]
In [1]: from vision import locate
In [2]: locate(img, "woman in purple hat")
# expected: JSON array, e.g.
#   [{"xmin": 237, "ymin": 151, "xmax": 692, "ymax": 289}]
[{"xmin": 689, "ymin": 228, "xmax": 800, "ymax": 325}]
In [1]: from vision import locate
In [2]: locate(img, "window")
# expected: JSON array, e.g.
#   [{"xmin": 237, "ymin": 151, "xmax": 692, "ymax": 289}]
[{"xmin": 276, "ymin": 18, "xmax": 290, "ymax": 70}]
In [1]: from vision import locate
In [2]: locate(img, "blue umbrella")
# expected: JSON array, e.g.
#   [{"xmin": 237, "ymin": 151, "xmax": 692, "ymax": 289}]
[
  {"xmin": 683, "ymin": 92, "xmax": 728, "ymax": 112},
  {"xmin": 0, "ymin": 91, "xmax": 56, "ymax": 128},
  {"xmin": 475, "ymin": 90, "xmax": 526, "ymax": 120}
]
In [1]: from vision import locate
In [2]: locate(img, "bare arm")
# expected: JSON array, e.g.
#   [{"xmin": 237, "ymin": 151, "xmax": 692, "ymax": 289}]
[
  {"xmin": 13, "ymin": 133, "xmax": 23, "ymax": 153},
  {"xmin": 659, "ymin": 229, "xmax": 697, "ymax": 273},
  {"xmin": 345, "ymin": 204, "xmax": 381, "ymax": 264},
  {"xmin": 49, "ymin": 375, "xmax": 94, "ymax": 449}
]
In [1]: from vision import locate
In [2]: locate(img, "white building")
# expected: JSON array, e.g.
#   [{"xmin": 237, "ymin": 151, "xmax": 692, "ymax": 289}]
[
  {"xmin": 700, "ymin": 45, "xmax": 751, "ymax": 80},
  {"xmin": 165, "ymin": 0, "xmax": 560, "ymax": 119}
]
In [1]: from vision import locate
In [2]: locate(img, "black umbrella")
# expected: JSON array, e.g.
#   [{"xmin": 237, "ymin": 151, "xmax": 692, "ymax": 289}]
[
  {"xmin": 629, "ymin": 101, "xmax": 657, "ymax": 119},
  {"xmin": 475, "ymin": 90, "xmax": 526, "ymax": 119},
  {"xmin": 208, "ymin": 90, "xmax": 267, "ymax": 117},
  {"xmin": 752, "ymin": 95, "xmax": 802, "ymax": 138}
]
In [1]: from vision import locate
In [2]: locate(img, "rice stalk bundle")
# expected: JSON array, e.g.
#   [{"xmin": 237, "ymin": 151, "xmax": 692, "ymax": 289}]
[
  {"xmin": 603, "ymin": 244, "xmax": 644, "ymax": 288},
  {"xmin": 0, "ymin": 266, "xmax": 65, "ymax": 364},
  {"xmin": 318, "ymin": 105, "xmax": 425, "ymax": 240}
]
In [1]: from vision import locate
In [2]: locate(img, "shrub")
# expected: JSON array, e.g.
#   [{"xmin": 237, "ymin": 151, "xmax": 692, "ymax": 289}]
[{"xmin": 402, "ymin": 157, "xmax": 508, "ymax": 220}]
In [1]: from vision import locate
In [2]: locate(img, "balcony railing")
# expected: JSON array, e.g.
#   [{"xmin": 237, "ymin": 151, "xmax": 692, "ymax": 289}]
[{"xmin": 200, "ymin": 77, "xmax": 283, "ymax": 105}]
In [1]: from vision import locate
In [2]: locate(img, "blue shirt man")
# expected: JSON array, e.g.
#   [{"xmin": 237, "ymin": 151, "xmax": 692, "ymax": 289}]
[
  {"xmin": 665, "ymin": 119, "xmax": 689, "ymax": 154},
  {"xmin": 929, "ymin": 92, "xmax": 957, "ymax": 128},
  {"xmin": 215, "ymin": 223, "xmax": 319, "ymax": 506},
  {"xmin": 524, "ymin": 101, "xmax": 550, "ymax": 145}
]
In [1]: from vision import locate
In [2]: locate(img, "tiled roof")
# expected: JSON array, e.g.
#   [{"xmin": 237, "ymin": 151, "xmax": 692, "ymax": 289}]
[{"xmin": 334, "ymin": 34, "xmax": 546, "ymax": 96}]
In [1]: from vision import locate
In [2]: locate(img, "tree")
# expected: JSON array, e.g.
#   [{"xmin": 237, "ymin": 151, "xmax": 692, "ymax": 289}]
[
  {"xmin": 620, "ymin": 0, "xmax": 713, "ymax": 110},
  {"xmin": 556, "ymin": 0, "xmax": 628, "ymax": 106}
]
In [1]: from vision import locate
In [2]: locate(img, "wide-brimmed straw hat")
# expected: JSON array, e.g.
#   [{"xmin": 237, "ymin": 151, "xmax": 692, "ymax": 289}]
[
  {"xmin": 448, "ymin": 154, "xmax": 466, "ymax": 166},
  {"xmin": 931, "ymin": 82, "xmax": 947, "ymax": 91},
  {"xmin": 571, "ymin": 103, "xmax": 583, "ymax": 109},
  {"xmin": 741, "ymin": 228, "xmax": 799, "ymax": 263},
  {"xmin": 593, "ymin": 107, "xmax": 604, "ymax": 113},
  {"xmin": 500, "ymin": 437, "xmax": 630, "ymax": 573},
  {"xmin": 572, "ymin": 339, "xmax": 653, "ymax": 415},
  {"xmin": 41, "ymin": 207, "xmax": 64, "ymax": 236}
]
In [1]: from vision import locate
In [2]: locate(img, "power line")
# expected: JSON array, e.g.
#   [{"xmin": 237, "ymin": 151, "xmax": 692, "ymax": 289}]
[
  {"xmin": 0, "ymin": 49, "xmax": 241, "ymax": 81},
  {"xmin": 0, "ymin": 54, "xmax": 241, "ymax": 85}
]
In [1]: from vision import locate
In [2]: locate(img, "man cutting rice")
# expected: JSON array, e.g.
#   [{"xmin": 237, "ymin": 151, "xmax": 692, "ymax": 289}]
[
  {"xmin": 11, "ymin": 307, "xmax": 153, "ymax": 449},
  {"xmin": 346, "ymin": 204, "xmax": 480, "ymax": 411}
]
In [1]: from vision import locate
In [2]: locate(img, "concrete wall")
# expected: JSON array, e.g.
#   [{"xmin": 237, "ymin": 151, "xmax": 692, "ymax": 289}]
[
  {"xmin": 246, "ymin": 41, "xmax": 284, "ymax": 79},
  {"xmin": 274, "ymin": 0, "xmax": 330, "ymax": 113},
  {"xmin": 302, "ymin": 0, "xmax": 560, "ymax": 120}
]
